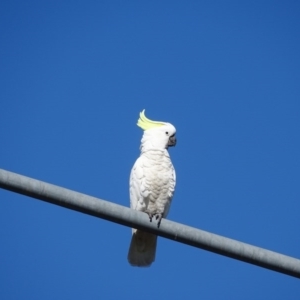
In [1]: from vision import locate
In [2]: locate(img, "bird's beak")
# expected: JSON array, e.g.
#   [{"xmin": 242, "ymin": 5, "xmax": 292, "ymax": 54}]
[{"xmin": 168, "ymin": 135, "xmax": 176, "ymax": 147}]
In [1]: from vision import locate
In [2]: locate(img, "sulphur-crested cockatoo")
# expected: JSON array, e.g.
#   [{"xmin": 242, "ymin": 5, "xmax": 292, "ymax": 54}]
[{"xmin": 128, "ymin": 109, "xmax": 176, "ymax": 267}]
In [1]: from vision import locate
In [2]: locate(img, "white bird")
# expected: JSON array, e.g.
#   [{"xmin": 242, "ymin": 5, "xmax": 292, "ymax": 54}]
[{"xmin": 128, "ymin": 110, "xmax": 176, "ymax": 267}]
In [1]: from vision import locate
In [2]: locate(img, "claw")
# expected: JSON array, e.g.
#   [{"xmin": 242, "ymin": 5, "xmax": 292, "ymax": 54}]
[
  {"xmin": 146, "ymin": 212, "xmax": 153, "ymax": 222},
  {"xmin": 156, "ymin": 213, "xmax": 163, "ymax": 228}
]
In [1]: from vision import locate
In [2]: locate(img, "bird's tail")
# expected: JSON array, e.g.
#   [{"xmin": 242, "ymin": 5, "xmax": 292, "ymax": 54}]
[{"xmin": 127, "ymin": 229, "xmax": 157, "ymax": 267}]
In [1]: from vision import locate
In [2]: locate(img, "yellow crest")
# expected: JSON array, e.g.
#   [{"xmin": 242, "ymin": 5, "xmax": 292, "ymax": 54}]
[{"xmin": 137, "ymin": 109, "xmax": 165, "ymax": 130}]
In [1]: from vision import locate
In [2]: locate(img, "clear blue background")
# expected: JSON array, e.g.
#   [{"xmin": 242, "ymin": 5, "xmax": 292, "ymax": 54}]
[{"xmin": 1, "ymin": 1, "xmax": 299, "ymax": 299}]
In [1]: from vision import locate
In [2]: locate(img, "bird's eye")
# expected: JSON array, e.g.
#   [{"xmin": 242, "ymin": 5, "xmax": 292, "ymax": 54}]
[{"xmin": 165, "ymin": 131, "xmax": 169, "ymax": 135}]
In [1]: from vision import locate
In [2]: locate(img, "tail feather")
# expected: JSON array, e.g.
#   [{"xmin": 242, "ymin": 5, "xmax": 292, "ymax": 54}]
[{"xmin": 127, "ymin": 230, "xmax": 157, "ymax": 267}]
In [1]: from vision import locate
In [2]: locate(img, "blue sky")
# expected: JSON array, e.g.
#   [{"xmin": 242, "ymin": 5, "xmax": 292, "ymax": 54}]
[{"xmin": 1, "ymin": 1, "xmax": 300, "ymax": 299}]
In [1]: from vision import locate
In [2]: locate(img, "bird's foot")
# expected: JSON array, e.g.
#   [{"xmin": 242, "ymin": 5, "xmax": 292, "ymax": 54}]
[
  {"xmin": 146, "ymin": 212, "xmax": 153, "ymax": 222},
  {"xmin": 145, "ymin": 211, "xmax": 163, "ymax": 228},
  {"xmin": 155, "ymin": 213, "xmax": 163, "ymax": 228}
]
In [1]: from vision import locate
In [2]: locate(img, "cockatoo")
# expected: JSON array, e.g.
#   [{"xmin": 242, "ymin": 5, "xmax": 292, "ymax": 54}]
[{"xmin": 127, "ymin": 109, "xmax": 176, "ymax": 267}]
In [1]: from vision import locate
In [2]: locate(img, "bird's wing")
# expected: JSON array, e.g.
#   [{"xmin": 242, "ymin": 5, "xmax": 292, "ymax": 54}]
[{"xmin": 129, "ymin": 156, "xmax": 150, "ymax": 212}]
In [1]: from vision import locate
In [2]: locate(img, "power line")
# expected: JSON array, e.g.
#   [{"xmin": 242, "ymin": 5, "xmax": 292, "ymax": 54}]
[{"xmin": 0, "ymin": 168, "xmax": 299, "ymax": 278}]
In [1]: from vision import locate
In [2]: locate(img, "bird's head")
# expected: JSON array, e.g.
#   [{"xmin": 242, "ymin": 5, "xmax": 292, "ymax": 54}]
[{"xmin": 137, "ymin": 110, "xmax": 176, "ymax": 151}]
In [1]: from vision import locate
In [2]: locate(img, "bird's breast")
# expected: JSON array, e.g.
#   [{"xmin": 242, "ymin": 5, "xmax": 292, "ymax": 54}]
[{"xmin": 141, "ymin": 150, "xmax": 175, "ymax": 214}]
